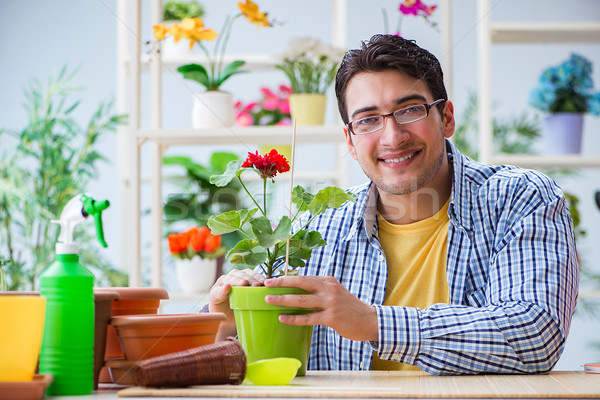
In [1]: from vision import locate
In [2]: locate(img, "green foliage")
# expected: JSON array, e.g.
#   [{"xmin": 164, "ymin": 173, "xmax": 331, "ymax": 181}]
[
  {"xmin": 0, "ymin": 66, "xmax": 128, "ymax": 290},
  {"xmin": 162, "ymin": 151, "xmax": 243, "ymax": 251},
  {"xmin": 177, "ymin": 61, "xmax": 247, "ymax": 91},
  {"xmin": 453, "ymin": 91, "xmax": 540, "ymax": 160},
  {"xmin": 163, "ymin": 0, "xmax": 205, "ymax": 21},
  {"xmin": 208, "ymin": 160, "xmax": 356, "ymax": 278}
]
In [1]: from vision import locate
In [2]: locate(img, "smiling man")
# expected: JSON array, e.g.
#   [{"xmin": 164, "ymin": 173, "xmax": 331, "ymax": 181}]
[{"xmin": 209, "ymin": 34, "xmax": 579, "ymax": 375}]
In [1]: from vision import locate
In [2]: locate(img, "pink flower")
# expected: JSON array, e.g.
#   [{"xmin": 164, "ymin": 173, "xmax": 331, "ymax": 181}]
[
  {"xmin": 278, "ymin": 99, "xmax": 290, "ymax": 114},
  {"xmin": 399, "ymin": 0, "xmax": 436, "ymax": 17},
  {"xmin": 235, "ymin": 111, "xmax": 254, "ymax": 127},
  {"xmin": 276, "ymin": 117, "xmax": 292, "ymax": 126},
  {"xmin": 262, "ymin": 96, "xmax": 279, "ymax": 111},
  {"xmin": 278, "ymin": 84, "xmax": 292, "ymax": 96},
  {"xmin": 260, "ymin": 87, "xmax": 276, "ymax": 97}
]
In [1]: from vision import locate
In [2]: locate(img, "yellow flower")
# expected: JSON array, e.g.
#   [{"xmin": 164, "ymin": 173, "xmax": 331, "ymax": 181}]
[
  {"xmin": 181, "ymin": 17, "xmax": 218, "ymax": 44},
  {"xmin": 153, "ymin": 23, "xmax": 167, "ymax": 40},
  {"xmin": 238, "ymin": 0, "xmax": 271, "ymax": 28}
]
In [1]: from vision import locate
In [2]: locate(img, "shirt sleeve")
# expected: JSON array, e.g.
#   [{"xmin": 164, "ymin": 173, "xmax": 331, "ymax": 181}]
[{"xmin": 374, "ymin": 180, "xmax": 579, "ymax": 375}]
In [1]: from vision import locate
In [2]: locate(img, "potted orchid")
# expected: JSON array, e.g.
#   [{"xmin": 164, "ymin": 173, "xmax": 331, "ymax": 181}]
[
  {"xmin": 167, "ymin": 226, "xmax": 225, "ymax": 294},
  {"xmin": 207, "ymin": 148, "xmax": 355, "ymax": 374},
  {"xmin": 529, "ymin": 53, "xmax": 600, "ymax": 155},
  {"xmin": 382, "ymin": 0, "xmax": 439, "ymax": 37},
  {"xmin": 275, "ymin": 37, "xmax": 345, "ymax": 125},
  {"xmin": 153, "ymin": 0, "xmax": 274, "ymax": 129}
]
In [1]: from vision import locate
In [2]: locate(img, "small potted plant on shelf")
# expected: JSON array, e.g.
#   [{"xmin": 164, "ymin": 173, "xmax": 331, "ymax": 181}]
[
  {"xmin": 160, "ymin": 0, "xmax": 205, "ymax": 58},
  {"xmin": 153, "ymin": 0, "xmax": 275, "ymax": 129},
  {"xmin": 207, "ymin": 149, "xmax": 355, "ymax": 375},
  {"xmin": 275, "ymin": 36, "xmax": 345, "ymax": 126},
  {"xmin": 528, "ymin": 53, "xmax": 600, "ymax": 155},
  {"xmin": 168, "ymin": 226, "xmax": 226, "ymax": 294},
  {"xmin": 234, "ymin": 84, "xmax": 292, "ymax": 160}
]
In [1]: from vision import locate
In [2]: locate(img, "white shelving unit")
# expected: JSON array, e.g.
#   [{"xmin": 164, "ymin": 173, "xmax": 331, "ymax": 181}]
[
  {"xmin": 117, "ymin": 0, "xmax": 457, "ymax": 287},
  {"xmin": 476, "ymin": 0, "xmax": 600, "ymax": 167}
]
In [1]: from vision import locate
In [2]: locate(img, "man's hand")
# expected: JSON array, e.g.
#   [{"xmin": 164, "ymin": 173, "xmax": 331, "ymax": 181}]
[
  {"xmin": 264, "ymin": 276, "xmax": 379, "ymax": 342},
  {"xmin": 209, "ymin": 268, "xmax": 265, "ymax": 340}
]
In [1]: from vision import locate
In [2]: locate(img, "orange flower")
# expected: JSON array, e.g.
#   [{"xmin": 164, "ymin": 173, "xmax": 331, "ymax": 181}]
[
  {"xmin": 238, "ymin": 0, "xmax": 271, "ymax": 28},
  {"xmin": 204, "ymin": 234, "xmax": 222, "ymax": 253},
  {"xmin": 167, "ymin": 232, "xmax": 188, "ymax": 254},
  {"xmin": 153, "ymin": 23, "xmax": 167, "ymax": 40},
  {"xmin": 190, "ymin": 226, "xmax": 211, "ymax": 252}
]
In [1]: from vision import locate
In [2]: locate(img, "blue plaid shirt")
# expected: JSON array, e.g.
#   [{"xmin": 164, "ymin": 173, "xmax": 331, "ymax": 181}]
[{"xmin": 291, "ymin": 140, "xmax": 578, "ymax": 375}]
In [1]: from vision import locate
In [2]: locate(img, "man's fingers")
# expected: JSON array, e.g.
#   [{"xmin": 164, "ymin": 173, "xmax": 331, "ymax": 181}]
[{"xmin": 278, "ymin": 311, "xmax": 319, "ymax": 326}]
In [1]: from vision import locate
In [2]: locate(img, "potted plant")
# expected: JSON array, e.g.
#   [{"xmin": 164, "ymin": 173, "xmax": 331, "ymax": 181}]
[
  {"xmin": 528, "ymin": 53, "xmax": 600, "ymax": 155},
  {"xmin": 160, "ymin": 0, "xmax": 205, "ymax": 58},
  {"xmin": 153, "ymin": 0, "xmax": 275, "ymax": 129},
  {"xmin": 168, "ymin": 226, "xmax": 226, "ymax": 294},
  {"xmin": 275, "ymin": 36, "xmax": 345, "ymax": 126},
  {"xmin": 234, "ymin": 84, "xmax": 292, "ymax": 160},
  {"xmin": 207, "ymin": 149, "xmax": 355, "ymax": 375}
]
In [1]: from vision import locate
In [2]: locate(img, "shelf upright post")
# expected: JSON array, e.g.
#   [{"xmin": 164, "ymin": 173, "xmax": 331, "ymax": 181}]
[
  {"xmin": 477, "ymin": 0, "xmax": 494, "ymax": 164},
  {"xmin": 116, "ymin": 0, "xmax": 130, "ymax": 273},
  {"xmin": 441, "ymin": 0, "xmax": 453, "ymax": 100},
  {"xmin": 129, "ymin": 0, "xmax": 143, "ymax": 286},
  {"xmin": 150, "ymin": 0, "xmax": 164, "ymax": 288}
]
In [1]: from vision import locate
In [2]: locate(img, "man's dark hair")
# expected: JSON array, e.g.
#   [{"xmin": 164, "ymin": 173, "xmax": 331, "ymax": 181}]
[{"xmin": 335, "ymin": 34, "xmax": 447, "ymax": 125}]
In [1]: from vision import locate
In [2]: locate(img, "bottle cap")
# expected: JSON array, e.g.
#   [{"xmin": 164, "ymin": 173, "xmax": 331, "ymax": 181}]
[{"xmin": 56, "ymin": 243, "xmax": 79, "ymax": 255}]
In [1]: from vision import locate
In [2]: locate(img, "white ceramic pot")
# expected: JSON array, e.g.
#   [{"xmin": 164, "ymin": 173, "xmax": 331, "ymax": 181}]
[
  {"xmin": 175, "ymin": 256, "xmax": 217, "ymax": 294},
  {"xmin": 542, "ymin": 112, "xmax": 584, "ymax": 155},
  {"xmin": 192, "ymin": 91, "xmax": 235, "ymax": 129},
  {"xmin": 161, "ymin": 27, "xmax": 195, "ymax": 60}
]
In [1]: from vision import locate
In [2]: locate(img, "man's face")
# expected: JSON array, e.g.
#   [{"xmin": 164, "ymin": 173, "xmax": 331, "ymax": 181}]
[{"xmin": 343, "ymin": 69, "xmax": 455, "ymax": 196}]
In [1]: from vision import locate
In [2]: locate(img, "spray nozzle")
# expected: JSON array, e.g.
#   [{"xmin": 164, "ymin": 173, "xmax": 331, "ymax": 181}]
[
  {"xmin": 52, "ymin": 194, "xmax": 110, "ymax": 254},
  {"xmin": 81, "ymin": 195, "xmax": 110, "ymax": 248}
]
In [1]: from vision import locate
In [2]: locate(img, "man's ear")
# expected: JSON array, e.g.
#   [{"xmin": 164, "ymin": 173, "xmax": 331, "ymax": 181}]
[
  {"xmin": 344, "ymin": 127, "xmax": 358, "ymax": 160},
  {"xmin": 442, "ymin": 100, "xmax": 455, "ymax": 139}
]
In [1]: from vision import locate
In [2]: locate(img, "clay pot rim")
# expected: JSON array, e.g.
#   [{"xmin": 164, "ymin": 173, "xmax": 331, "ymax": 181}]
[
  {"xmin": 111, "ymin": 313, "xmax": 226, "ymax": 326},
  {"xmin": 94, "ymin": 291, "xmax": 120, "ymax": 301},
  {"xmin": 94, "ymin": 287, "xmax": 169, "ymax": 300}
]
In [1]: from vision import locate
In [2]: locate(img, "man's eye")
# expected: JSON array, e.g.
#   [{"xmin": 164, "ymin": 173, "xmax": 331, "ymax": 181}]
[
  {"xmin": 356, "ymin": 116, "xmax": 380, "ymax": 126},
  {"xmin": 399, "ymin": 106, "xmax": 422, "ymax": 115}
]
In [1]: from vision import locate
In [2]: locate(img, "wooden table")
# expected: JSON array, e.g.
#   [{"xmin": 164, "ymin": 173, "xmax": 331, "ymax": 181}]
[{"xmin": 111, "ymin": 371, "xmax": 600, "ymax": 399}]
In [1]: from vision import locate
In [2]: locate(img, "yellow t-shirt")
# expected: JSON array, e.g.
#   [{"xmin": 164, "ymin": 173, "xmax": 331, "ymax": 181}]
[{"xmin": 371, "ymin": 199, "xmax": 451, "ymax": 371}]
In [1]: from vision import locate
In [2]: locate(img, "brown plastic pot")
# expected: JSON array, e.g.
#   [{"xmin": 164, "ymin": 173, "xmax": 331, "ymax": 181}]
[
  {"xmin": 94, "ymin": 287, "xmax": 169, "ymax": 383},
  {"xmin": 92, "ymin": 290, "xmax": 119, "ymax": 390},
  {"xmin": 111, "ymin": 313, "xmax": 226, "ymax": 361}
]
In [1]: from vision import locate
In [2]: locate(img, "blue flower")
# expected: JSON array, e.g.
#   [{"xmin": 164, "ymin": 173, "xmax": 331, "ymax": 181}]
[{"xmin": 529, "ymin": 53, "xmax": 600, "ymax": 114}]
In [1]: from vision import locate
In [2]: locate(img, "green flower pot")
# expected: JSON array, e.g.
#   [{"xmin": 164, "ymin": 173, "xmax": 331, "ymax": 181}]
[{"xmin": 229, "ymin": 286, "xmax": 313, "ymax": 376}]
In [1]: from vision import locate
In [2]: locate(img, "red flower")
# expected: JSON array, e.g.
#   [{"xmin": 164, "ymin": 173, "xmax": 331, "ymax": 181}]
[
  {"xmin": 242, "ymin": 149, "xmax": 290, "ymax": 179},
  {"xmin": 190, "ymin": 226, "xmax": 210, "ymax": 252},
  {"xmin": 204, "ymin": 234, "xmax": 222, "ymax": 253},
  {"xmin": 167, "ymin": 232, "xmax": 188, "ymax": 254}
]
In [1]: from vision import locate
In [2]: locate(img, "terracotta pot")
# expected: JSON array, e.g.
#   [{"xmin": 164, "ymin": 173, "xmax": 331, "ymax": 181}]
[
  {"xmin": 93, "ymin": 287, "xmax": 169, "ymax": 383},
  {"xmin": 111, "ymin": 313, "xmax": 226, "ymax": 361},
  {"xmin": 104, "ymin": 359, "xmax": 137, "ymax": 386},
  {"xmin": 92, "ymin": 290, "xmax": 119, "ymax": 390}
]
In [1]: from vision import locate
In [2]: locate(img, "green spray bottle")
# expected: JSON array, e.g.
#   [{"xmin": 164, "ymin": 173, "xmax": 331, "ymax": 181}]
[{"xmin": 39, "ymin": 194, "xmax": 110, "ymax": 395}]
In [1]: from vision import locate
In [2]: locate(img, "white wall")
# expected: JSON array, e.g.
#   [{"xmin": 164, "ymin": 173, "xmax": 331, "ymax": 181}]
[{"xmin": 1, "ymin": 0, "xmax": 599, "ymax": 370}]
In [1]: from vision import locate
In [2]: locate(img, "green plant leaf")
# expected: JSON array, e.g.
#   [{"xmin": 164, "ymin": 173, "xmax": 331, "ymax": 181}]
[
  {"xmin": 309, "ymin": 187, "xmax": 356, "ymax": 215},
  {"xmin": 227, "ymin": 239, "xmax": 267, "ymax": 266},
  {"xmin": 292, "ymin": 186, "xmax": 314, "ymax": 212},
  {"xmin": 208, "ymin": 208, "xmax": 257, "ymax": 235},
  {"xmin": 177, "ymin": 64, "xmax": 210, "ymax": 89},
  {"xmin": 209, "ymin": 159, "xmax": 243, "ymax": 187},
  {"xmin": 250, "ymin": 216, "xmax": 291, "ymax": 248},
  {"xmin": 292, "ymin": 229, "xmax": 327, "ymax": 249},
  {"xmin": 217, "ymin": 60, "xmax": 247, "ymax": 87},
  {"xmin": 209, "ymin": 151, "xmax": 239, "ymax": 174}
]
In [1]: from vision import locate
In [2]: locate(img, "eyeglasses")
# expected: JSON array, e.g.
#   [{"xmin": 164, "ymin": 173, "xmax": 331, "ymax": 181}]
[{"xmin": 347, "ymin": 99, "xmax": 445, "ymax": 135}]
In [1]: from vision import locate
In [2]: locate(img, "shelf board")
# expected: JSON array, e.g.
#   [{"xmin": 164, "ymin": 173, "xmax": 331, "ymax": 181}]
[
  {"xmin": 491, "ymin": 22, "xmax": 600, "ymax": 43},
  {"xmin": 490, "ymin": 154, "xmax": 600, "ymax": 168},
  {"xmin": 139, "ymin": 53, "xmax": 278, "ymax": 71},
  {"xmin": 138, "ymin": 126, "xmax": 346, "ymax": 147}
]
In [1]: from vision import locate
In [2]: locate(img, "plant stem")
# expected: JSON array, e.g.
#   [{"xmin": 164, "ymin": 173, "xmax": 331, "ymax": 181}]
[
  {"xmin": 237, "ymin": 175, "xmax": 264, "ymax": 216},
  {"xmin": 263, "ymin": 177, "xmax": 267, "ymax": 217}
]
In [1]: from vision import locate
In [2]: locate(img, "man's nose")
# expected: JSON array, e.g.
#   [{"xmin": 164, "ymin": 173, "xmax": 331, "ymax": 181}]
[{"xmin": 380, "ymin": 114, "xmax": 410, "ymax": 146}]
